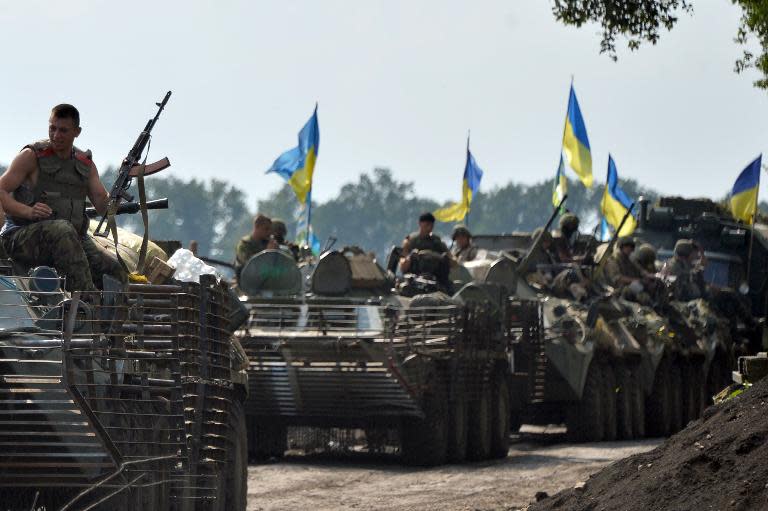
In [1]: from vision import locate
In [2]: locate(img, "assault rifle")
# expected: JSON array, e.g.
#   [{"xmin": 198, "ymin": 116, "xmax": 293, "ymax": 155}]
[
  {"xmin": 86, "ymin": 198, "xmax": 168, "ymax": 218},
  {"xmin": 517, "ymin": 194, "xmax": 568, "ymax": 275},
  {"xmin": 94, "ymin": 91, "xmax": 172, "ymax": 236},
  {"xmin": 595, "ymin": 203, "xmax": 636, "ymax": 269}
]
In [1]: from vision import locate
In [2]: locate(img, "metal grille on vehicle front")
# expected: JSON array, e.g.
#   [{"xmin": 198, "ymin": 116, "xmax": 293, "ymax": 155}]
[{"xmin": 0, "ymin": 275, "xmax": 235, "ymax": 509}]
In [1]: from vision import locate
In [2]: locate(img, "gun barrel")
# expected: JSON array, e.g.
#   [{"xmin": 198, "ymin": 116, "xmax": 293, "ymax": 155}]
[{"xmin": 86, "ymin": 198, "xmax": 169, "ymax": 218}]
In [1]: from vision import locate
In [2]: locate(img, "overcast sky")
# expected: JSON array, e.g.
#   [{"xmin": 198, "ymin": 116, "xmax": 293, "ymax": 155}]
[{"xmin": 0, "ymin": 1, "xmax": 765, "ymax": 208}]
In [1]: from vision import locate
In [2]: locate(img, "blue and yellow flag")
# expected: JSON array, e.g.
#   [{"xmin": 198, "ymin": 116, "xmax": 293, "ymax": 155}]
[
  {"xmin": 433, "ymin": 146, "xmax": 484, "ymax": 222},
  {"xmin": 600, "ymin": 155, "xmax": 636, "ymax": 236},
  {"xmin": 267, "ymin": 106, "xmax": 319, "ymax": 204},
  {"xmin": 599, "ymin": 217, "xmax": 612, "ymax": 242},
  {"xmin": 552, "ymin": 154, "xmax": 567, "ymax": 208},
  {"xmin": 562, "ymin": 86, "xmax": 593, "ymax": 188},
  {"xmin": 730, "ymin": 155, "xmax": 762, "ymax": 224}
]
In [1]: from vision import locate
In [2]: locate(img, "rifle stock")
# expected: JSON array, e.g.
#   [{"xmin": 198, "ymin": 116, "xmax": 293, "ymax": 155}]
[
  {"xmin": 518, "ymin": 194, "xmax": 568, "ymax": 275},
  {"xmin": 94, "ymin": 91, "xmax": 172, "ymax": 236}
]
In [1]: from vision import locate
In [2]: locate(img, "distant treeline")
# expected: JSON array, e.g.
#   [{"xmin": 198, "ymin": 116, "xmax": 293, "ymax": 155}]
[{"xmin": 0, "ymin": 163, "xmax": 760, "ymax": 263}]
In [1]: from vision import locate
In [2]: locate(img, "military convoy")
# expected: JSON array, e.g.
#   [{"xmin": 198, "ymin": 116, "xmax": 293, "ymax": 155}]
[
  {"xmin": 0, "ymin": 224, "xmax": 248, "ymax": 510},
  {"xmin": 464, "ymin": 194, "xmax": 766, "ymax": 442}
]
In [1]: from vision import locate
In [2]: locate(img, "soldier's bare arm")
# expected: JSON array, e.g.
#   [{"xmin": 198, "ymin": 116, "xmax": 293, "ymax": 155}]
[
  {"xmin": 0, "ymin": 148, "xmax": 52, "ymax": 220},
  {"xmin": 86, "ymin": 165, "xmax": 110, "ymax": 216}
]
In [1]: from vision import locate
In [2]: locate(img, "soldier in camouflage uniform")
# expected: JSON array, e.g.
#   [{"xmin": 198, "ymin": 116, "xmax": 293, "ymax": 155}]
[
  {"xmin": 552, "ymin": 213, "xmax": 580, "ymax": 263},
  {"xmin": 234, "ymin": 213, "xmax": 275, "ymax": 279},
  {"xmin": 450, "ymin": 224, "xmax": 478, "ymax": 263},
  {"xmin": 399, "ymin": 212, "xmax": 449, "ymax": 273},
  {"xmin": 0, "ymin": 104, "xmax": 124, "ymax": 291},
  {"xmin": 662, "ymin": 239, "xmax": 705, "ymax": 301},
  {"xmin": 600, "ymin": 237, "xmax": 654, "ymax": 305}
]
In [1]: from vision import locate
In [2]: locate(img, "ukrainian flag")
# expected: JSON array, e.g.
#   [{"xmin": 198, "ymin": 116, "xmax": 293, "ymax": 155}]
[
  {"xmin": 730, "ymin": 155, "xmax": 762, "ymax": 224},
  {"xmin": 434, "ymin": 146, "xmax": 484, "ymax": 222},
  {"xmin": 600, "ymin": 155, "xmax": 636, "ymax": 236},
  {"xmin": 562, "ymin": 85, "xmax": 593, "ymax": 188},
  {"xmin": 267, "ymin": 106, "xmax": 319, "ymax": 204},
  {"xmin": 552, "ymin": 154, "xmax": 567, "ymax": 208}
]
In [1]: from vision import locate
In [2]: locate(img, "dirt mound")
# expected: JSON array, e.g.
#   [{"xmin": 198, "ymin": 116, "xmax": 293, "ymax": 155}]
[{"xmin": 527, "ymin": 377, "xmax": 768, "ymax": 511}]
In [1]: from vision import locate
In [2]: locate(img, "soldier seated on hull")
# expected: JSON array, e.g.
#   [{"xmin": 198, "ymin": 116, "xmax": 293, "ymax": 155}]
[
  {"xmin": 450, "ymin": 224, "xmax": 478, "ymax": 263},
  {"xmin": 399, "ymin": 212, "xmax": 450, "ymax": 273},
  {"xmin": 0, "ymin": 104, "xmax": 125, "ymax": 291},
  {"xmin": 662, "ymin": 239, "xmax": 707, "ymax": 302},
  {"xmin": 270, "ymin": 219, "xmax": 300, "ymax": 261},
  {"xmin": 600, "ymin": 237, "xmax": 657, "ymax": 306},
  {"xmin": 234, "ymin": 213, "xmax": 278, "ymax": 280}
]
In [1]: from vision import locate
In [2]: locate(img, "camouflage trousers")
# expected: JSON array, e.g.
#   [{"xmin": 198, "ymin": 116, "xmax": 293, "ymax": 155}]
[{"xmin": 1, "ymin": 220, "xmax": 126, "ymax": 292}]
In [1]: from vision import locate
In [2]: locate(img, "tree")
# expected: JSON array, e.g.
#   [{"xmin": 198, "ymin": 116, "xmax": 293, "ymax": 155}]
[
  {"xmin": 552, "ymin": 1, "xmax": 768, "ymax": 89},
  {"xmin": 311, "ymin": 168, "xmax": 439, "ymax": 260},
  {"xmin": 101, "ymin": 167, "xmax": 252, "ymax": 261}
]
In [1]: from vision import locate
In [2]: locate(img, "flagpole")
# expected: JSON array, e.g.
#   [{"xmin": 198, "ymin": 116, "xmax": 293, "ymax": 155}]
[
  {"xmin": 746, "ymin": 186, "xmax": 759, "ymax": 285},
  {"xmin": 465, "ymin": 130, "xmax": 471, "ymax": 228},
  {"xmin": 555, "ymin": 76, "xmax": 574, "ymax": 205}
]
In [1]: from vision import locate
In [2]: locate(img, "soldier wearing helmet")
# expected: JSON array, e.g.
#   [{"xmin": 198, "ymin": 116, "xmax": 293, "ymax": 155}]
[
  {"xmin": 600, "ymin": 236, "xmax": 655, "ymax": 305},
  {"xmin": 552, "ymin": 212, "xmax": 581, "ymax": 263},
  {"xmin": 662, "ymin": 239, "xmax": 704, "ymax": 301},
  {"xmin": 632, "ymin": 243, "xmax": 658, "ymax": 274},
  {"xmin": 451, "ymin": 224, "xmax": 478, "ymax": 263}
]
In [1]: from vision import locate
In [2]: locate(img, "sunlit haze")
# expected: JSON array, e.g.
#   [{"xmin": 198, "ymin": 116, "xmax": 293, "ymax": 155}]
[{"xmin": 0, "ymin": 0, "xmax": 765, "ymax": 206}]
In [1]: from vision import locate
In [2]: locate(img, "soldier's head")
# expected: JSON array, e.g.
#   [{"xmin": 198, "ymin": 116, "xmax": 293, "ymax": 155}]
[
  {"xmin": 252, "ymin": 213, "xmax": 272, "ymax": 240},
  {"xmin": 633, "ymin": 243, "xmax": 657, "ymax": 273},
  {"xmin": 271, "ymin": 219, "xmax": 288, "ymax": 244},
  {"xmin": 617, "ymin": 236, "xmax": 636, "ymax": 256},
  {"xmin": 418, "ymin": 212, "xmax": 436, "ymax": 236},
  {"xmin": 532, "ymin": 227, "xmax": 553, "ymax": 250},
  {"xmin": 452, "ymin": 224, "xmax": 471, "ymax": 249},
  {"xmin": 559, "ymin": 213, "xmax": 580, "ymax": 239},
  {"xmin": 673, "ymin": 239, "xmax": 695, "ymax": 261},
  {"xmin": 49, "ymin": 104, "xmax": 81, "ymax": 153}
]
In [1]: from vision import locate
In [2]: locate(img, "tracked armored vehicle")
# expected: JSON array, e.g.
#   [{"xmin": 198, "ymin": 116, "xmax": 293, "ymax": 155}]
[{"xmin": 235, "ymin": 248, "xmax": 511, "ymax": 465}]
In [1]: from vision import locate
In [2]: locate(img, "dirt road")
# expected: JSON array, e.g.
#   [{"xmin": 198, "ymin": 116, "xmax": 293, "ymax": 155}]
[{"xmin": 246, "ymin": 433, "xmax": 661, "ymax": 511}]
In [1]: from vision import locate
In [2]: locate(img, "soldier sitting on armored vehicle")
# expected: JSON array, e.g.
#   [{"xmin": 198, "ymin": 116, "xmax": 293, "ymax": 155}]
[
  {"xmin": 451, "ymin": 224, "xmax": 478, "ymax": 263},
  {"xmin": 661, "ymin": 239, "xmax": 707, "ymax": 302},
  {"xmin": 0, "ymin": 103, "xmax": 125, "ymax": 291},
  {"xmin": 600, "ymin": 237, "xmax": 658, "ymax": 306},
  {"xmin": 552, "ymin": 212, "xmax": 582, "ymax": 263},
  {"xmin": 397, "ymin": 212, "xmax": 453, "ymax": 295},
  {"xmin": 235, "ymin": 213, "xmax": 278, "ymax": 280},
  {"xmin": 270, "ymin": 218, "xmax": 300, "ymax": 260}
]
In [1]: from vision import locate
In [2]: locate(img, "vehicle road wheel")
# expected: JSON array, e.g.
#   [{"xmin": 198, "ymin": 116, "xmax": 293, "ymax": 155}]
[
  {"xmin": 629, "ymin": 366, "xmax": 646, "ymax": 439},
  {"xmin": 689, "ymin": 360, "xmax": 705, "ymax": 420},
  {"xmin": 447, "ymin": 386, "xmax": 468, "ymax": 463},
  {"xmin": 615, "ymin": 363, "xmax": 634, "ymax": 440},
  {"xmin": 566, "ymin": 361, "xmax": 603, "ymax": 443},
  {"xmin": 466, "ymin": 384, "xmax": 492, "ymax": 460},
  {"xmin": 225, "ymin": 398, "xmax": 248, "ymax": 511},
  {"xmin": 645, "ymin": 356, "xmax": 671, "ymax": 437},
  {"xmin": 490, "ymin": 371, "xmax": 510, "ymax": 459},
  {"xmin": 669, "ymin": 360, "xmax": 684, "ymax": 433},
  {"xmin": 248, "ymin": 417, "xmax": 287, "ymax": 461},
  {"xmin": 402, "ymin": 375, "xmax": 448, "ymax": 466},
  {"xmin": 681, "ymin": 359, "xmax": 700, "ymax": 426},
  {"xmin": 601, "ymin": 363, "xmax": 617, "ymax": 442}
]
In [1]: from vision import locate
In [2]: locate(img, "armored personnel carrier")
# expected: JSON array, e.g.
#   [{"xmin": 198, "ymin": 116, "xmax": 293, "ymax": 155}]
[
  {"xmin": 0, "ymin": 225, "xmax": 248, "ymax": 510},
  {"xmin": 470, "ymin": 226, "xmax": 716, "ymax": 441},
  {"xmin": 235, "ymin": 247, "xmax": 511, "ymax": 465}
]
